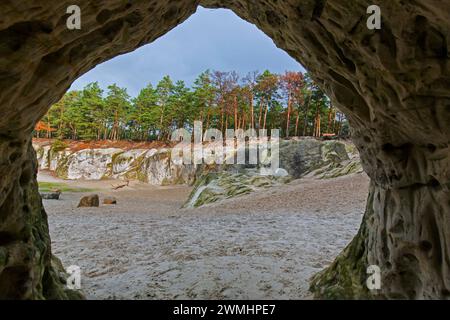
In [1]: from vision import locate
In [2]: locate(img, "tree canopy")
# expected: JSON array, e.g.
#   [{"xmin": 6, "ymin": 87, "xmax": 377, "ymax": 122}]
[{"xmin": 37, "ymin": 70, "xmax": 349, "ymax": 141}]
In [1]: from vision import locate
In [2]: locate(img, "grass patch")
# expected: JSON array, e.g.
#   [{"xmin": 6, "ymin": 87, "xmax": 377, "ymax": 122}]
[{"xmin": 38, "ymin": 182, "xmax": 94, "ymax": 193}]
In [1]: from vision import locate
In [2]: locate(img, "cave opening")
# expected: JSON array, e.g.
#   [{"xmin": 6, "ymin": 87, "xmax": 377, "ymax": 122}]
[
  {"xmin": 35, "ymin": 6, "xmax": 365, "ymax": 300},
  {"xmin": 0, "ymin": 0, "xmax": 449, "ymax": 300}
]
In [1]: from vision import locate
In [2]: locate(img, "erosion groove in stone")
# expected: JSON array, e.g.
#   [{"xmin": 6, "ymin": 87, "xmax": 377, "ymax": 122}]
[{"xmin": 0, "ymin": 0, "xmax": 449, "ymax": 299}]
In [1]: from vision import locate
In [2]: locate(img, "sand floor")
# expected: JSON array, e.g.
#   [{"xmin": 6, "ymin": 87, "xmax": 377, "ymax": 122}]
[{"xmin": 41, "ymin": 172, "xmax": 370, "ymax": 299}]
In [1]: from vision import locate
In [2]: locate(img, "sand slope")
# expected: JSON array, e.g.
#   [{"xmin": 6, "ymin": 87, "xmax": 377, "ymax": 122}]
[{"xmin": 42, "ymin": 172, "xmax": 370, "ymax": 299}]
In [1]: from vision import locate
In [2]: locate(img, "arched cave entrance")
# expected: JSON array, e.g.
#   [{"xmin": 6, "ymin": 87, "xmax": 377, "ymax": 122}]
[{"xmin": 0, "ymin": 0, "xmax": 449, "ymax": 299}]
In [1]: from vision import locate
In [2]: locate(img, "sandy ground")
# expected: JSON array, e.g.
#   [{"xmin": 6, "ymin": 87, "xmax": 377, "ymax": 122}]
[{"xmin": 40, "ymin": 171, "xmax": 370, "ymax": 299}]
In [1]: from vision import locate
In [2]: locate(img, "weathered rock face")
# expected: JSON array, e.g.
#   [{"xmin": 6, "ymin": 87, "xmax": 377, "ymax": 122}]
[
  {"xmin": 34, "ymin": 139, "xmax": 357, "ymax": 185},
  {"xmin": 279, "ymin": 139, "xmax": 362, "ymax": 179},
  {"xmin": 0, "ymin": 1, "xmax": 449, "ymax": 299},
  {"xmin": 184, "ymin": 139, "xmax": 361, "ymax": 208},
  {"xmin": 0, "ymin": 141, "xmax": 82, "ymax": 299},
  {"xmin": 34, "ymin": 142, "xmax": 197, "ymax": 185},
  {"xmin": 183, "ymin": 170, "xmax": 293, "ymax": 208},
  {"xmin": 138, "ymin": 149, "xmax": 197, "ymax": 185}
]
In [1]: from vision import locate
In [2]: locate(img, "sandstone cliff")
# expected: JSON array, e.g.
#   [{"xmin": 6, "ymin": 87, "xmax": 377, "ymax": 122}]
[{"xmin": 34, "ymin": 139, "xmax": 361, "ymax": 190}]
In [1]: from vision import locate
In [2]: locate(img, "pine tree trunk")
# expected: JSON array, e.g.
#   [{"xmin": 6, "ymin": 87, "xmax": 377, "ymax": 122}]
[
  {"xmin": 295, "ymin": 111, "xmax": 300, "ymax": 136},
  {"xmin": 206, "ymin": 110, "xmax": 210, "ymax": 130},
  {"xmin": 327, "ymin": 104, "xmax": 333, "ymax": 133},
  {"xmin": 220, "ymin": 106, "xmax": 224, "ymax": 133},
  {"xmin": 285, "ymin": 96, "xmax": 291, "ymax": 138},
  {"xmin": 59, "ymin": 108, "xmax": 64, "ymax": 139},
  {"xmin": 316, "ymin": 113, "xmax": 321, "ymax": 137},
  {"xmin": 158, "ymin": 106, "xmax": 164, "ymax": 141},
  {"xmin": 234, "ymin": 96, "xmax": 238, "ymax": 130},
  {"xmin": 336, "ymin": 113, "xmax": 342, "ymax": 136},
  {"xmin": 258, "ymin": 97, "xmax": 264, "ymax": 129},
  {"xmin": 225, "ymin": 115, "xmax": 228, "ymax": 134},
  {"xmin": 46, "ymin": 117, "xmax": 51, "ymax": 139},
  {"xmin": 313, "ymin": 104, "xmax": 321, "ymax": 137},
  {"xmin": 250, "ymin": 93, "xmax": 254, "ymax": 129},
  {"xmin": 303, "ymin": 100, "xmax": 309, "ymax": 136},
  {"xmin": 263, "ymin": 103, "xmax": 268, "ymax": 130}
]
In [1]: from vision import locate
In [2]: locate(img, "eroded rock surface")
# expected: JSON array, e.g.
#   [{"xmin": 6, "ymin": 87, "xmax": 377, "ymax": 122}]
[
  {"xmin": 34, "ymin": 139, "xmax": 358, "ymax": 186},
  {"xmin": 0, "ymin": 0, "xmax": 449, "ymax": 299},
  {"xmin": 34, "ymin": 142, "xmax": 196, "ymax": 185},
  {"xmin": 184, "ymin": 139, "xmax": 361, "ymax": 208}
]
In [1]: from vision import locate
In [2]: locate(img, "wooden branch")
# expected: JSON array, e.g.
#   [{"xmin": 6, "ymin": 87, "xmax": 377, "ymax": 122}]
[{"xmin": 111, "ymin": 180, "xmax": 130, "ymax": 190}]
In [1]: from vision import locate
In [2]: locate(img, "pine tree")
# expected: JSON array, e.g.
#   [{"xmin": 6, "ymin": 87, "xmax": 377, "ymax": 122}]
[
  {"xmin": 39, "ymin": 70, "xmax": 347, "ymax": 142},
  {"xmin": 193, "ymin": 70, "xmax": 215, "ymax": 129},
  {"xmin": 156, "ymin": 76, "xmax": 175, "ymax": 140},
  {"xmin": 131, "ymin": 83, "xmax": 159, "ymax": 140},
  {"xmin": 105, "ymin": 84, "xmax": 130, "ymax": 140}
]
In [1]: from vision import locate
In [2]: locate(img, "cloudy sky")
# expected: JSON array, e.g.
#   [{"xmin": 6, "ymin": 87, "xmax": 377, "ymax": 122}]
[{"xmin": 70, "ymin": 6, "xmax": 304, "ymax": 97}]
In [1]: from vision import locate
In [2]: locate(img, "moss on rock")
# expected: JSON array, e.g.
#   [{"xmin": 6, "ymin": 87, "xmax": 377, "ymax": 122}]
[
  {"xmin": 184, "ymin": 170, "xmax": 292, "ymax": 208},
  {"xmin": 309, "ymin": 185, "xmax": 375, "ymax": 299}
]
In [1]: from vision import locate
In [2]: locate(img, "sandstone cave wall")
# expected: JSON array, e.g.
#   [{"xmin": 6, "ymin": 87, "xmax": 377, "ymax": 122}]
[{"xmin": 0, "ymin": 0, "xmax": 449, "ymax": 299}]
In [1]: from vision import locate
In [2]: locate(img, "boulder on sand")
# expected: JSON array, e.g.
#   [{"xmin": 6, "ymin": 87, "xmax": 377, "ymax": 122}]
[
  {"xmin": 103, "ymin": 196, "xmax": 117, "ymax": 205},
  {"xmin": 40, "ymin": 190, "xmax": 61, "ymax": 200},
  {"xmin": 77, "ymin": 194, "xmax": 99, "ymax": 207},
  {"xmin": 273, "ymin": 168, "xmax": 289, "ymax": 177}
]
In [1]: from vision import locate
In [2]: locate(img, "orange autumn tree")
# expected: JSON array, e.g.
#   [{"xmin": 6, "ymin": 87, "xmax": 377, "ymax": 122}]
[
  {"xmin": 280, "ymin": 71, "xmax": 305, "ymax": 138},
  {"xmin": 34, "ymin": 121, "xmax": 56, "ymax": 138}
]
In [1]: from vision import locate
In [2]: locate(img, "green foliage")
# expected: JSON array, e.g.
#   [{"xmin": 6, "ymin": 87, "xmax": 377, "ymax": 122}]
[
  {"xmin": 105, "ymin": 84, "xmax": 131, "ymax": 140},
  {"xmin": 130, "ymin": 83, "xmax": 159, "ymax": 140},
  {"xmin": 78, "ymin": 82, "xmax": 105, "ymax": 140},
  {"xmin": 38, "ymin": 182, "xmax": 94, "ymax": 193},
  {"xmin": 38, "ymin": 70, "xmax": 349, "ymax": 141}
]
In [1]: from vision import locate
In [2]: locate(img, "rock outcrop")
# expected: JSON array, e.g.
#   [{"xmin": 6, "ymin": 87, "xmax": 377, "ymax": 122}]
[
  {"xmin": 183, "ymin": 170, "xmax": 292, "ymax": 208},
  {"xmin": 0, "ymin": 0, "xmax": 448, "ymax": 299},
  {"xmin": 34, "ymin": 139, "xmax": 360, "ymax": 186},
  {"xmin": 279, "ymin": 139, "xmax": 362, "ymax": 179},
  {"xmin": 184, "ymin": 139, "xmax": 361, "ymax": 208},
  {"xmin": 34, "ymin": 142, "xmax": 197, "ymax": 185}
]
